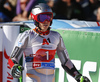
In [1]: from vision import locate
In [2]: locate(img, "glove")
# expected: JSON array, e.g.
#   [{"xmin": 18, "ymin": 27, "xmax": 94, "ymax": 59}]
[
  {"xmin": 11, "ymin": 64, "xmax": 24, "ymax": 78},
  {"xmin": 80, "ymin": 76, "xmax": 90, "ymax": 82},
  {"xmin": 75, "ymin": 74, "xmax": 90, "ymax": 82}
]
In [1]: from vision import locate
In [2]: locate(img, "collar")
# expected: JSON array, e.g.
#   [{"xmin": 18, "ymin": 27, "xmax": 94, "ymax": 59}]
[{"xmin": 33, "ymin": 27, "xmax": 50, "ymax": 35}]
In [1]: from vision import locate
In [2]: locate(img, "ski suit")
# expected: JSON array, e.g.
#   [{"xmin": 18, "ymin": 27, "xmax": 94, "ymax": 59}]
[{"xmin": 9, "ymin": 27, "xmax": 80, "ymax": 82}]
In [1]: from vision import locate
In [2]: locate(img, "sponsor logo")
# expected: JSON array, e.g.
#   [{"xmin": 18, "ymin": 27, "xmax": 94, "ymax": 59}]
[
  {"xmin": 4, "ymin": 48, "xmax": 13, "ymax": 82},
  {"xmin": 33, "ymin": 63, "xmax": 41, "ymax": 68},
  {"xmin": 18, "ymin": 42, "xmax": 22, "ymax": 47},
  {"xmin": 0, "ymin": 52, "xmax": 3, "ymax": 82},
  {"xmin": 55, "ymin": 58, "xmax": 100, "ymax": 82},
  {"xmin": 4, "ymin": 48, "xmax": 9, "ymax": 59},
  {"xmin": 42, "ymin": 38, "xmax": 49, "ymax": 45},
  {"xmin": 41, "ymin": 62, "xmax": 55, "ymax": 68}
]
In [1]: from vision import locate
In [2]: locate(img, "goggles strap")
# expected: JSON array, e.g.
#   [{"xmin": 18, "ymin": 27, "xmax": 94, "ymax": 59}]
[{"xmin": 31, "ymin": 13, "xmax": 34, "ymax": 19}]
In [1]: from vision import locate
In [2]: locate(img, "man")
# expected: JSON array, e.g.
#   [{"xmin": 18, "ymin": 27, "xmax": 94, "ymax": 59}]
[
  {"xmin": 8, "ymin": 3, "xmax": 90, "ymax": 82},
  {"xmin": 97, "ymin": 6, "xmax": 100, "ymax": 22}
]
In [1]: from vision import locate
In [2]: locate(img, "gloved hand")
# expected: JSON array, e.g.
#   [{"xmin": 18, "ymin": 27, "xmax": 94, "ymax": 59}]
[
  {"xmin": 75, "ymin": 74, "xmax": 90, "ymax": 82},
  {"xmin": 11, "ymin": 64, "xmax": 24, "ymax": 78}
]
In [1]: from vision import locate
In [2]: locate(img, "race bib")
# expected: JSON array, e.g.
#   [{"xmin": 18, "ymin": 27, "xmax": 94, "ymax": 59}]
[{"xmin": 33, "ymin": 49, "xmax": 56, "ymax": 62}]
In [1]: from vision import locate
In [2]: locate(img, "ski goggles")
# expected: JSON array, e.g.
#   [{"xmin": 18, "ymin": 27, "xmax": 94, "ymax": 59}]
[{"xmin": 31, "ymin": 12, "xmax": 53, "ymax": 23}]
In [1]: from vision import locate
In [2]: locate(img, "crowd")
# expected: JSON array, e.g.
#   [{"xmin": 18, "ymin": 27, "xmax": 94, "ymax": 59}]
[{"xmin": 0, "ymin": 0, "xmax": 100, "ymax": 22}]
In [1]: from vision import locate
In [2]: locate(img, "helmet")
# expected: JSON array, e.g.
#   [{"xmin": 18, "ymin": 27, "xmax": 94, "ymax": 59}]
[{"xmin": 31, "ymin": 3, "xmax": 53, "ymax": 27}]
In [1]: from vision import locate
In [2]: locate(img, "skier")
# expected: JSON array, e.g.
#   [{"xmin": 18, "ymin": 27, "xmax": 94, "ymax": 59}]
[{"xmin": 8, "ymin": 3, "xmax": 90, "ymax": 82}]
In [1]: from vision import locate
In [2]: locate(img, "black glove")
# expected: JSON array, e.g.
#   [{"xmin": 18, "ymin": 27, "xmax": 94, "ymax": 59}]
[
  {"xmin": 11, "ymin": 64, "xmax": 24, "ymax": 78},
  {"xmin": 75, "ymin": 74, "xmax": 90, "ymax": 82}
]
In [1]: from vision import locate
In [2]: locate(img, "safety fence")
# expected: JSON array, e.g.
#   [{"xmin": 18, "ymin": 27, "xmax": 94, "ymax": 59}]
[{"xmin": 0, "ymin": 20, "xmax": 100, "ymax": 82}]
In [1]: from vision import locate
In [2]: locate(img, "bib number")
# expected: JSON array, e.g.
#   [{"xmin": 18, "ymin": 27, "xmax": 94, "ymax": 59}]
[
  {"xmin": 45, "ymin": 51, "xmax": 49, "ymax": 60},
  {"xmin": 33, "ymin": 49, "xmax": 56, "ymax": 62}
]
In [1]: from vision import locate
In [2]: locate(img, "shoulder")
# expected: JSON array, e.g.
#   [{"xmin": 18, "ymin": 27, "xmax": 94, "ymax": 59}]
[
  {"xmin": 22, "ymin": 29, "xmax": 35, "ymax": 35},
  {"xmin": 50, "ymin": 30, "xmax": 59, "ymax": 34},
  {"xmin": 19, "ymin": 29, "xmax": 35, "ymax": 38},
  {"xmin": 50, "ymin": 30, "xmax": 60, "ymax": 34},
  {"xmin": 50, "ymin": 30, "xmax": 61, "ymax": 37}
]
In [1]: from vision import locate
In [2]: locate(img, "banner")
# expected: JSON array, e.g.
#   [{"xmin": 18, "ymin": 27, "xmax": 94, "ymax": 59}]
[
  {"xmin": 0, "ymin": 27, "xmax": 3, "ymax": 82},
  {"xmin": 20, "ymin": 26, "xmax": 100, "ymax": 82},
  {"xmin": 24, "ymin": 19, "xmax": 100, "ymax": 32},
  {"xmin": 1, "ymin": 20, "xmax": 100, "ymax": 82},
  {"xmin": 2, "ymin": 26, "xmax": 20, "ymax": 82},
  {"xmin": 54, "ymin": 30, "xmax": 100, "ymax": 82}
]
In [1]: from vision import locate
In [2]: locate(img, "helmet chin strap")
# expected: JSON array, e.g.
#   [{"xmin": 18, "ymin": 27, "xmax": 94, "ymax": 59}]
[
  {"xmin": 33, "ymin": 20, "xmax": 51, "ymax": 31},
  {"xmin": 34, "ymin": 27, "xmax": 50, "ymax": 35},
  {"xmin": 38, "ymin": 26, "xmax": 42, "ymax": 30},
  {"xmin": 37, "ymin": 26, "xmax": 50, "ymax": 31},
  {"xmin": 38, "ymin": 21, "xmax": 52, "ymax": 31},
  {"xmin": 33, "ymin": 20, "xmax": 42, "ymax": 30}
]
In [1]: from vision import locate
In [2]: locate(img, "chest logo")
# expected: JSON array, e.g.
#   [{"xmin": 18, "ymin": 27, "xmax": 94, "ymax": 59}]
[{"xmin": 42, "ymin": 38, "xmax": 51, "ymax": 45}]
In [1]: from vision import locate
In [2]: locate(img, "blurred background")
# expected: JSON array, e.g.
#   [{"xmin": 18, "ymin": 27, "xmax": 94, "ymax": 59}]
[
  {"xmin": 0, "ymin": 1, "xmax": 100, "ymax": 82},
  {"xmin": 0, "ymin": 0, "xmax": 100, "ymax": 22}
]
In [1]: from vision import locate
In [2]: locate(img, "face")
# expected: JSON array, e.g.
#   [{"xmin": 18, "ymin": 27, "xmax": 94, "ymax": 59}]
[
  {"xmin": 76, "ymin": 0, "xmax": 83, "ymax": 3},
  {"xmin": 89, "ymin": 0, "xmax": 97, "ymax": 4},
  {"xmin": 20, "ymin": 0, "xmax": 28, "ymax": 11},
  {"xmin": 97, "ymin": 7, "xmax": 100, "ymax": 21},
  {"xmin": 39, "ymin": 20, "xmax": 51, "ymax": 32},
  {"xmin": 62, "ymin": 0, "xmax": 71, "ymax": 3},
  {"xmin": 47, "ymin": 0, "xmax": 54, "ymax": 8}
]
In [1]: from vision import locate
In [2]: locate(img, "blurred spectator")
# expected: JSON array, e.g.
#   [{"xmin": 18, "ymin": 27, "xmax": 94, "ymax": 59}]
[
  {"xmin": 12, "ymin": 0, "xmax": 37, "ymax": 21},
  {"xmin": 9, "ymin": 0, "xmax": 17, "ymax": 7},
  {"xmin": 46, "ymin": 0, "xmax": 57, "ymax": 17},
  {"xmin": 46, "ymin": 0, "xmax": 55, "ymax": 8},
  {"xmin": 1, "ymin": 0, "xmax": 100, "ymax": 22},
  {"xmin": 88, "ymin": 0, "xmax": 100, "ymax": 21},
  {"xmin": 38, "ymin": 0, "xmax": 47, "ymax": 3},
  {"xmin": 52, "ymin": 0, "xmax": 67, "ymax": 19},
  {"xmin": 0, "ymin": 0, "xmax": 17, "ymax": 22},
  {"xmin": 53, "ymin": 0, "xmax": 84, "ymax": 20},
  {"xmin": 96, "ymin": 6, "xmax": 100, "ymax": 22},
  {"xmin": 75, "ymin": 0, "xmax": 92, "ymax": 20}
]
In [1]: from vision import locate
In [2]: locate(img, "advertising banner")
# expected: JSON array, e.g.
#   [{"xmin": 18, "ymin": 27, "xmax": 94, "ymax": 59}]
[
  {"xmin": 54, "ymin": 30, "xmax": 100, "ymax": 82},
  {"xmin": 0, "ymin": 27, "xmax": 3, "ymax": 82},
  {"xmin": 20, "ymin": 26, "xmax": 100, "ymax": 82},
  {"xmin": 1, "ymin": 20, "xmax": 100, "ymax": 82},
  {"xmin": 2, "ymin": 26, "xmax": 20, "ymax": 82}
]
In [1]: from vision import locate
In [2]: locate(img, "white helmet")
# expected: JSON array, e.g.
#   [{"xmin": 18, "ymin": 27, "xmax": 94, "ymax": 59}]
[{"xmin": 31, "ymin": 3, "xmax": 53, "ymax": 27}]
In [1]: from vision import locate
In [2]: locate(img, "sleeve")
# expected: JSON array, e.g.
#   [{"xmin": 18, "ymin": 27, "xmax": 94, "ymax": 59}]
[
  {"xmin": 16, "ymin": 0, "xmax": 21, "ymax": 15},
  {"xmin": 25, "ymin": 0, "xmax": 37, "ymax": 12},
  {"xmin": 9, "ymin": 31, "xmax": 29, "ymax": 65},
  {"xmin": 56, "ymin": 34, "xmax": 81, "ymax": 78}
]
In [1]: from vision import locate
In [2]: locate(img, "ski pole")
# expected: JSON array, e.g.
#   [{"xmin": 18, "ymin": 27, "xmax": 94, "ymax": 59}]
[
  {"xmin": 18, "ymin": 66, "xmax": 24, "ymax": 82},
  {"xmin": 19, "ymin": 75, "xmax": 22, "ymax": 82},
  {"xmin": 80, "ymin": 76, "xmax": 84, "ymax": 82}
]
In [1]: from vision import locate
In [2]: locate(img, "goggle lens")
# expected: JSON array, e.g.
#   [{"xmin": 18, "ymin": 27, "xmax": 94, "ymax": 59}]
[{"xmin": 37, "ymin": 13, "xmax": 53, "ymax": 23}]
